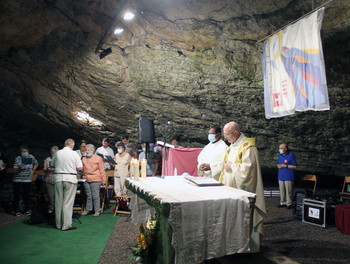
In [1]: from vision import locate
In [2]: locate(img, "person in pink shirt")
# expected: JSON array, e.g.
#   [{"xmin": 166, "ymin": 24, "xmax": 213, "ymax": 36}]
[{"xmin": 81, "ymin": 144, "xmax": 106, "ymax": 217}]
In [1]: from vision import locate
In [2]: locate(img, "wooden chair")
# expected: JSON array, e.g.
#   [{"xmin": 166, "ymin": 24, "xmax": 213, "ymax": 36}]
[
  {"xmin": 113, "ymin": 181, "xmax": 132, "ymax": 217},
  {"xmin": 32, "ymin": 170, "xmax": 45, "ymax": 181},
  {"xmin": 340, "ymin": 176, "xmax": 350, "ymax": 201},
  {"xmin": 101, "ymin": 170, "xmax": 116, "ymax": 213},
  {"xmin": 73, "ymin": 174, "xmax": 85, "ymax": 211},
  {"xmin": 301, "ymin": 174, "xmax": 317, "ymax": 195}
]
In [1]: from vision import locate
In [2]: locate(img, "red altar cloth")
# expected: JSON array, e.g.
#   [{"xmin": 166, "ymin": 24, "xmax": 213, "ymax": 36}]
[
  {"xmin": 335, "ymin": 203, "xmax": 350, "ymax": 235},
  {"xmin": 162, "ymin": 148, "xmax": 203, "ymax": 176}
]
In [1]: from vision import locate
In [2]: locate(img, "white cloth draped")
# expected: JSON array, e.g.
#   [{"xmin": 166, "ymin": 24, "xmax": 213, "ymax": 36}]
[{"xmin": 128, "ymin": 176, "xmax": 256, "ymax": 264}]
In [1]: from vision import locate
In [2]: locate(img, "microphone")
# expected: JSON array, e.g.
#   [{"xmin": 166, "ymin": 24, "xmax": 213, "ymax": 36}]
[{"xmin": 160, "ymin": 121, "xmax": 171, "ymax": 127}]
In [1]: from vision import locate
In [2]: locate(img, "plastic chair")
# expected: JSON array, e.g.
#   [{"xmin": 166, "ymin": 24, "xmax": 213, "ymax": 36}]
[{"xmin": 339, "ymin": 176, "xmax": 350, "ymax": 201}]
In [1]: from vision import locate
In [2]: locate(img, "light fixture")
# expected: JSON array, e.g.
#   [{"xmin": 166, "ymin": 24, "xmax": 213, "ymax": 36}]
[
  {"xmin": 114, "ymin": 28, "xmax": 124, "ymax": 34},
  {"xmin": 123, "ymin": 11, "xmax": 135, "ymax": 20},
  {"xmin": 99, "ymin": 48, "xmax": 112, "ymax": 59}
]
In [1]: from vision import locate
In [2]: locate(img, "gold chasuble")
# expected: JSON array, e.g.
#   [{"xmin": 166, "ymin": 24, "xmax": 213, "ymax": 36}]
[{"xmin": 220, "ymin": 133, "xmax": 266, "ymax": 236}]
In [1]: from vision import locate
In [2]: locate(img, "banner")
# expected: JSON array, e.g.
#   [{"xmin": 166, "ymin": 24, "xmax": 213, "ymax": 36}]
[{"xmin": 263, "ymin": 7, "xmax": 329, "ymax": 119}]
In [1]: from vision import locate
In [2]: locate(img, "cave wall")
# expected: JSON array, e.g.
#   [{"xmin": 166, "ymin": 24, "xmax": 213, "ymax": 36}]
[{"xmin": 0, "ymin": 0, "xmax": 350, "ymax": 182}]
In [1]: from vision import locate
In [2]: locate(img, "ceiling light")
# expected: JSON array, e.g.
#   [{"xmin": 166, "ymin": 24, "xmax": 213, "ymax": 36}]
[
  {"xmin": 123, "ymin": 11, "xmax": 135, "ymax": 20},
  {"xmin": 114, "ymin": 28, "xmax": 124, "ymax": 34},
  {"xmin": 99, "ymin": 48, "xmax": 112, "ymax": 59}
]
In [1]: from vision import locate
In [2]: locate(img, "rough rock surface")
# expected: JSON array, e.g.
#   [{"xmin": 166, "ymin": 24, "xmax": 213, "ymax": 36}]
[{"xmin": 0, "ymin": 0, "xmax": 350, "ymax": 179}]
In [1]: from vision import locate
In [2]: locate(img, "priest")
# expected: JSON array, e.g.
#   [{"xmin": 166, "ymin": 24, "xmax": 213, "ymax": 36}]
[
  {"xmin": 197, "ymin": 125, "xmax": 228, "ymax": 180},
  {"xmin": 219, "ymin": 121, "xmax": 266, "ymax": 241}
]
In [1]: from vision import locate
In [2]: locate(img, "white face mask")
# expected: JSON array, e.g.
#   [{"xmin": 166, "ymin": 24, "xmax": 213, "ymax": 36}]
[
  {"xmin": 118, "ymin": 149, "xmax": 123, "ymax": 154},
  {"xmin": 86, "ymin": 153, "xmax": 93, "ymax": 158},
  {"xmin": 279, "ymin": 149, "xmax": 284, "ymax": 155}
]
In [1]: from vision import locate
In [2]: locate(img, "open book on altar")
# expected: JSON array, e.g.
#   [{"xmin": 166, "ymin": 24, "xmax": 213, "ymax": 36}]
[{"xmin": 184, "ymin": 176, "xmax": 223, "ymax": 187}]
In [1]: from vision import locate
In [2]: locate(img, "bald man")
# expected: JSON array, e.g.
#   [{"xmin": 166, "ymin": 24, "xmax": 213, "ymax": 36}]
[{"xmin": 219, "ymin": 121, "xmax": 266, "ymax": 240}]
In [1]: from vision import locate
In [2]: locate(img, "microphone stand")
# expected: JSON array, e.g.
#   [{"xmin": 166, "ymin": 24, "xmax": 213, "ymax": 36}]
[{"xmin": 159, "ymin": 126, "xmax": 168, "ymax": 177}]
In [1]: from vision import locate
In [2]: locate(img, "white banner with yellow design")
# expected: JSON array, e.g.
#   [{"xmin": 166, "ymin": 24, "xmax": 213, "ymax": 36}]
[{"xmin": 263, "ymin": 7, "xmax": 330, "ymax": 119}]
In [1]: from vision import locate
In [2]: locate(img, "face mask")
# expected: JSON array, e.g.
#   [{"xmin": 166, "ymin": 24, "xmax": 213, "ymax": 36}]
[
  {"xmin": 279, "ymin": 149, "xmax": 284, "ymax": 155},
  {"xmin": 142, "ymin": 148, "xmax": 146, "ymax": 152},
  {"xmin": 208, "ymin": 134, "xmax": 216, "ymax": 143},
  {"xmin": 86, "ymin": 153, "xmax": 93, "ymax": 158},
  {"xmin": 21, "ymin": 152, "xmax": 29, "ymax": 157},
  {"xmin": 118, "ymin": 149, "xmax": 123, "ymax": 154}
]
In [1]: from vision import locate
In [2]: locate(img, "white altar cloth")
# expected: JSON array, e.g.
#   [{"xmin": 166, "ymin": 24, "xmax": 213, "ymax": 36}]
[{"xmin": 128, "ymin": 176, "xmax": 257, "ymax": 264}]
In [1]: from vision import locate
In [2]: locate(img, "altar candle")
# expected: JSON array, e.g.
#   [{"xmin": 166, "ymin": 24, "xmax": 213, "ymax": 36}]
[
  {"xmin": 141, "ymin": 159, "xmax": 147, "ymax": 179},
  {"xmin": 133, "ymin": 160, "xmax": 140, "ymax": 181}
]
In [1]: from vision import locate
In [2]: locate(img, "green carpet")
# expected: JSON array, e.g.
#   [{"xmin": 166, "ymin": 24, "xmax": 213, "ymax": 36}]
[{"xmin": 0, "ymin": 211, "xmax": 119, "ymax": 264}]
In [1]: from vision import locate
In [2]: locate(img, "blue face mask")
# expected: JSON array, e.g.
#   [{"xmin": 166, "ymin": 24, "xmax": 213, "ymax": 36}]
[
  {"xmin": 86, "ymin": 153, "xmax": 93, "ymax": 158},
  {"xmin": 21, "ymin": 152, "xmax": 29, "ymax": 157},
  {"xmin": 208, "ymin": 134, "xmax": 216, "ymax": 143},
  {"xmin": 279, "ymin": 149, "xmax": 284, "ymax": 155},
  {"xmin": 142, "ymin": 148, "xmax": 146, "ymax": 152}
]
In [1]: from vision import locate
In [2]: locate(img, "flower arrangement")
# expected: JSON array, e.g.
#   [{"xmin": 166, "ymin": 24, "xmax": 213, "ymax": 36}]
[{"xmin": 131, "ymin": 220, "xmax": 157, "ymax": 263}]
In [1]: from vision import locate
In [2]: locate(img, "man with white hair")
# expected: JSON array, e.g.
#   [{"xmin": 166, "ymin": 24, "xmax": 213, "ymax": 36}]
[
  {"xmin": 52, "ymin": 139, "xmax": 83, "ymax": 231},
  {"xmin": 220, "ymin": 121, "xmax": 266, "ymax": 241}
]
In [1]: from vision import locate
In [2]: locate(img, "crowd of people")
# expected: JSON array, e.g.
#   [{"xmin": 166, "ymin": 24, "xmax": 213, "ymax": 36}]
[
  {"xmin": 0, "ymin": 135, "xmax": 165, "ymax": 230},
  {"xmin": 1, "ymin": 121, "xmax": 297, "ymax": 236}
]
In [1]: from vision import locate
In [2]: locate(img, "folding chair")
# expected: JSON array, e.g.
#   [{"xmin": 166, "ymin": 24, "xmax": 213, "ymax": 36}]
[
  {"xmin": 339, "ymin": 176, "xmax": 350, "ymax": 201},
  {"xmin": 301, "ymin": 174, "xmax": 317, "ymax": 195},
  {"xmin": 101, "ymin": 170, "xmax": 116, "ymax": 213},
  {"xmin": 114, "ymin": 181, "xmax": 132, "ymax": 217}
]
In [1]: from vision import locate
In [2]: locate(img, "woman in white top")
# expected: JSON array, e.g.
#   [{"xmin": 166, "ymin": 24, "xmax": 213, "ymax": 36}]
[{"xmin": 113, "ymin": 141, "xmax": 131, "ymax": 196}]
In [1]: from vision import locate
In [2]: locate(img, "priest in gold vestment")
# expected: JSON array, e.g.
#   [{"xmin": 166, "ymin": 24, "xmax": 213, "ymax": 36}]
[{"xmin": 220, "ymin": 121, "xmax": 266, "ymax": 237}]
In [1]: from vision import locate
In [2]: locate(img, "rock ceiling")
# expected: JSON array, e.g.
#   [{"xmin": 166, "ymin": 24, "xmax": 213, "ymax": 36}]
[{"xmin": 0, "ymin": 0, "xmax": 349, "ymax": 177}]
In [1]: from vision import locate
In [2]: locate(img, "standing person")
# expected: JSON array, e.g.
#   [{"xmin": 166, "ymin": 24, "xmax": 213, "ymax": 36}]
[
  {"xmin": 75, "ymin": 140, "xmax": 87, "ymax": 158},
  {"xmin": 13, "ymin": 145, "xmax": 38, "ymax": 217},
  {"xmin": 197, "ymin": 125, "xmax": 228, "ymax": 180},
  {"xmin": 122, "ymin": 135, "xmax": 138, "ymax": 158},
  {"xmin": 81, "ymin": 144, "xmax": 106, "ymax": 217},
  {"xmin": 43, "ymin": 146, "xmax": 59, "ymax": 214},
  {"xmin": 171, "ymin": 136, "xmax": 181, "ymax": 148},
  {"xmin": 96, "ymin": 138, "xmax": 114, "ymax": 171},
  {"xmin": 277, "ymin": 143, "xmax": 297, "ymax": 209},
  {"xmin": 139, "ymin": 143, "xmax": 159, "ymax": 176},
  {"xmin": 52, "ymin": 139, "xmax": 83, "ymax": 231},
  {"xmin": 113, "ymin": 141, "xmax": 131, "ymax": 195},
  {"xmin": 220, "ymin": 121, "xmax": 266, "ymax": 239}
]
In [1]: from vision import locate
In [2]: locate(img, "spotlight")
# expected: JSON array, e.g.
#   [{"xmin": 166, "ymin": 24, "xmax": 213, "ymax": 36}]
[
  {"xmin": 123, "ymin": 11, "xmax": 135, "ymax": 20},
  {"xmin": 99, "ymin": 48, "xmax": 112, "ymax": 59},
  {"xmin": 114, "ymin": 28, "xmax": 124, "ymax": 34}
]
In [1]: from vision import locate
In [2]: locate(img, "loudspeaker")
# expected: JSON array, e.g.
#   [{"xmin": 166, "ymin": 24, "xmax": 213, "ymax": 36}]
[{"xmin": 139, "ymin": 116, "xmax": 155, "ymax": 143}]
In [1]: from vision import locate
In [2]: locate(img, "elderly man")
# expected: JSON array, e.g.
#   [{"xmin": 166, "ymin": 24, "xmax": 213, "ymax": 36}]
[
  {"xmin": 219, "ymin": 121, "xmax": 266, "ymax": 240},
  {"xmin": 52, "ymin": 139, "xmax": 83, "ymax": 231},
  {"xmin": 197, "ymin": 125, "xmax": 228, "ymax": 180},
  {"xmin": 277, "ymin": 143, "xmax": 297, "ymax": 209}
]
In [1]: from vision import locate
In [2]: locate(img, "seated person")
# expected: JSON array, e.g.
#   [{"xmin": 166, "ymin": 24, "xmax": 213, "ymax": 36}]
[
  {"xmin": 139, "ymin": 143, "xmax": 160, "ymax": 176},
  {"xmin": 81, "ymin": 144, "xmax": 106, "ymax": 217}
]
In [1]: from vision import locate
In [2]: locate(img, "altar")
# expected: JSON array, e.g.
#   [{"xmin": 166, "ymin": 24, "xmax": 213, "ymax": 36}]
[{"xmin": 126, "ymin": 176, "xmax": 258, "ymax": 264}]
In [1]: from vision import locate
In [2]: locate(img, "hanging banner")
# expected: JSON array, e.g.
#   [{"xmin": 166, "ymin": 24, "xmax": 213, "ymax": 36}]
[{"xmin": 263, "ymin": 7, "xmax": 329, "ymax": 119}]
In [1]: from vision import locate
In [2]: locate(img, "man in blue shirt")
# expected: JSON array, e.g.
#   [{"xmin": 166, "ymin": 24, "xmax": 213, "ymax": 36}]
[{"xmin": 277, "ymin": 143, "xmax": 297, "ymax": 209}]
